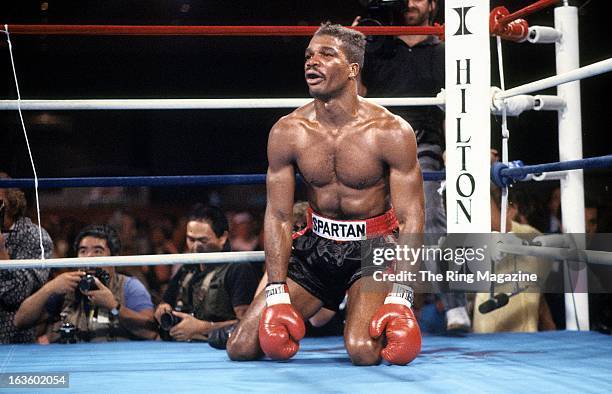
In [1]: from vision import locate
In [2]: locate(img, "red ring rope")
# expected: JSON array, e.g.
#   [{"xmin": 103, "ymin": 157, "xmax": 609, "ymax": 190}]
[{"xmin": 5, "ymin": 24, "xmax": 444, "ymax": 37}]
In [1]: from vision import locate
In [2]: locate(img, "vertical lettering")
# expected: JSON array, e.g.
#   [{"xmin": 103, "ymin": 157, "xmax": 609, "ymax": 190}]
[
  {"xmin": 456, "ymin": 199, "xmax": 472, "ymax": 223},
  {"xmin": 457, "ymin": 146, "xmax": 472, "ymax": 171},
  {"xmin": 456, "ymin": 118, "xmax": 471, "ymax": 143},
  {"xmin": 456, "ymin": 173, "xmax": 476, "ymax": 198},
  {"xmin": 456, "ymin": 59, "xmax": 471, "ymax": 85}
]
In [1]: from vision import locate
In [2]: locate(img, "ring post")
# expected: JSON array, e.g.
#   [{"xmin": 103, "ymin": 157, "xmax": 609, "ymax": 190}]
[
  {"xmin": 444, "ymin": 1, "xmax": 491, "ymax": 233},
  {"xmin": 555, "ymin": 5, "xmax": 588, "ymax": 331},
  {"xmin": 444, "ymin": 1, "xmax": 491, "ymax": 299}
]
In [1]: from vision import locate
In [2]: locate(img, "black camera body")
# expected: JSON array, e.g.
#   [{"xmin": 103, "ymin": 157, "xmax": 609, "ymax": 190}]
[
  {"xmin": 58, "ymin": 322, "xmax": 78, "ymax": 344},
  {"xmin": 160, "ymin": 311, "xmax": 183, "ymax": 331},
  {"xmin": 78, "ymin": 274, "xmax": 98, "ymax": 292},
  {"xmin": 359, "ymin": 0, "xmax": 407, "ymax": 26},
  {"xmin": 78, "ymin": 269, "xmax": 111, "ymax": 293}
]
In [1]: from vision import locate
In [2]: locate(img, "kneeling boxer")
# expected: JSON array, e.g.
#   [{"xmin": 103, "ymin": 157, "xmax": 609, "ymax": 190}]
[{"xmin": 226, "ymin": 22, "xmax": 423, "ymax": 366}]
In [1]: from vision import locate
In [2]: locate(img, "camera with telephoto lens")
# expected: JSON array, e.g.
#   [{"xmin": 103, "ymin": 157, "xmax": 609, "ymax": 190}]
[
  {"xmin": 357, "ymin": 0, "xmax": 408, "ymax": 56},
  {"xmin": 358, "ymin": 0, "xmax": 407, "ymax": 27},
  {"xmin": 160, "ymin": 311, "xmax": 183, "ymax": 331},
  {"xmin": 78, "ymin": 268, "xmax": 111, "ymax": 293}
]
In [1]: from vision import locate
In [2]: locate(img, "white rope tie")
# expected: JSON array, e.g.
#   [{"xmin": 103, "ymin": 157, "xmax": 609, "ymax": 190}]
[{"xmin": 497, "ymin": 35, "xmax": 510, "ymax": 234}]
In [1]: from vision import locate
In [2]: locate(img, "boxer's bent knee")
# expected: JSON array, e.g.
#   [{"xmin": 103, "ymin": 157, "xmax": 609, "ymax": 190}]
[
  {"xmin": 226, "ymin": 334, "xmax": 261, "ymax": 361},
  {"xmin": 345, "ymin": 336, "xmax": 382, "ymax": 366}
]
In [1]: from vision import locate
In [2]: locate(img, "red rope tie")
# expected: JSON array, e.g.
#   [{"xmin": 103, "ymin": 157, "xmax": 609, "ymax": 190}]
[
  {"xmin": 490, "ymin": 0, "xmax": 558, "ymax": 41},
  {"xmin": 490, "ymin": 7, "xmax": 530, "ymax": 42}
]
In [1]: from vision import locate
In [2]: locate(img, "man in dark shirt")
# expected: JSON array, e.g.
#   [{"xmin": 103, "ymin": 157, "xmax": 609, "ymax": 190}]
[
  {"xmin": 358, "ymin": 0, "xmax": 471, "ymax": 331},
  {"xmin": 155, "ymin": 205, "xmax": 258, "ymax": 342}
]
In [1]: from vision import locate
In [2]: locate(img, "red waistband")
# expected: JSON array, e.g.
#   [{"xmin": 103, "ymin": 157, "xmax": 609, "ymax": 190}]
[{"xmin": 294, "ymin": 206, "xmax": 398, "ymax": 240}]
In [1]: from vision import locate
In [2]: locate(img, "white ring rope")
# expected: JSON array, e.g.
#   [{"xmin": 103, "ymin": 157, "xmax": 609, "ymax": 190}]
[
  {"xmin": 0, "ymin": 251, "xmax": 264, "ymax": 270},
  {"xmin": 0, "ymin": 96, "xmax": 445, "ymax": 111},
  {"xmin": 3, "ymin": 25, "xmax": 45, "ymax": 260},
  {"xmin": 497, "ymin": 57, "xmax": 612, "ymax": 100},
  {"xmin": 495, "ymin": 243, "xmax": 612, "ymax": 267},
  {"xmin": 1, "ymin": 243, "xmax": 611, "ymax": 270}
]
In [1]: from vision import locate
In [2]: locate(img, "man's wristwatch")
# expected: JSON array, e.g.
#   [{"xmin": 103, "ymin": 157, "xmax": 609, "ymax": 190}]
[{"xmin": 110, "ymin": 302, "xmax": 121, "ymax": 318}]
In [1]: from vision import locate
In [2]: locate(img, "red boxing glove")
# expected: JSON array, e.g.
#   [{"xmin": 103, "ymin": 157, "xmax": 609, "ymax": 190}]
[
  {"xmin": 370, "ymin": 283, "xmax": 421, "ymax": 365},
  {"xmin": 258, "ymin": 283, "xmax": 305, "ymax": 360}
]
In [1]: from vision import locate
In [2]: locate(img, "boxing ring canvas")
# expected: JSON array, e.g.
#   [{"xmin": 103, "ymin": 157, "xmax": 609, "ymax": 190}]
[{"xmin": 1, "ymin": 332, "xmax": 610, "ymax": 393}]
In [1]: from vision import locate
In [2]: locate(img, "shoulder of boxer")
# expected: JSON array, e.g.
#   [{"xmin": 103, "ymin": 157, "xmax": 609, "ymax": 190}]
[
  {"xmin": 371, "ymin": 115, "xmax": 417, "ymax": 156},
  {"xmin": 272, "ymin": 103, "xmax": 314, "ymax": 133},
  {"xmin": 360, "ymin": 100, "xmax": 414, "ymax": 136},
  {"xmin": 269, "ymin": 112, "xmax": 308, "ymax": 142},
  {"xmin": 268, "ymin": 111, "xmax": 312, "ymax": 160}
]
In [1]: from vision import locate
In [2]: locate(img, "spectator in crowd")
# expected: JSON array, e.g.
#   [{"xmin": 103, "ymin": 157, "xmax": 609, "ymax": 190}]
[
  {"xmin": 154, "ymin": 204, "xmax": 258, "ymax": 345},
  {"xmin": 585, "ymin": 199, "xmax": 612, "ymax": 334},
  {"xmin": 292, "ymin": 201, "xmax": 309, "ymax": 233},
  {"xmin": 585, "ymin": 199, "xmax": 598, "ymax": 235},
  {"xmin": 356, "ymin": 0, "xmax": 470, "ymax": 332},
  {"xmin": 109, "ymin": 210, "xmax": 153, "ymax": 293},
  {"xmin": 145, "ymin": 223, "xmax": 177, "ymax": 303},
  {"xmin": 503, "ymin": 188, "xmax": 547, "ymax": 233},
  {"xmin": 229, "ymin": 211, "xmax": 259, "ymax": 251},
  {"xmin": 14, "ymin": 224, "xmax": 157, "ymax": 342},
  {"xmin": 0, "ymin": 172, "xmax": 53, "ymax": 343},
  {"xmin": 547, "ymin": 187, "xmax": 562, "ymax": 233},
  {"xmin": 473, "ymin": 159, "xmax": 555, "ymax": 332}
]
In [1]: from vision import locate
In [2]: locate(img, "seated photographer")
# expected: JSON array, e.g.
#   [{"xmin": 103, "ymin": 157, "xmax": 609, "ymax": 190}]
[
  {"xmin": 154, "ymin": 204, "xmax": 258, "ymax": 345},
  {"xmin": 14, "ymin": 224, "xmax": 157, "ymax": 342}
]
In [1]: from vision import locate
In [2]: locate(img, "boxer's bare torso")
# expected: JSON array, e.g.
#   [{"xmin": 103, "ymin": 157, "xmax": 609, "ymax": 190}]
[{"xmin": 271, "ymin": 98, "xmax": 410, "ymax": 220}]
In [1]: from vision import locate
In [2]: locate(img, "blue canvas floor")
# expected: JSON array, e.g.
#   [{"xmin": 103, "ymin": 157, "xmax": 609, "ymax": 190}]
[{"xmin": 1, "ymin": 331, "xmax": 611, "ymax": 393}]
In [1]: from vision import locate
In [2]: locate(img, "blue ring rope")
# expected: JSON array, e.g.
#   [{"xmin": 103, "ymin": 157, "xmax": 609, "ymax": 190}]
[
  {"xmin": 2, "ymin": 154, "xmax": 610, "ymax": 190},
  {"xmin": 492, "ymin": 155, "xmax": 612, "ymax": 187},
  {"xmin": 0, "ymin": 171, "xmax": 447, "ymax": 189}
]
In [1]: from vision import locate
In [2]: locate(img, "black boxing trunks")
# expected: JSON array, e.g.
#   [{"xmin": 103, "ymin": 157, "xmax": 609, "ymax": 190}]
[{"xmin": 287, "ymin": 207, "xmax": 398, "ymax": 311}]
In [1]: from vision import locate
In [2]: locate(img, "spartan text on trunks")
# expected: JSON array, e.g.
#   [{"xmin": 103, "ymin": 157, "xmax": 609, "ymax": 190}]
[{"xmin": 311, "ymin": 215, "xmax": 366, "ymax": 241}]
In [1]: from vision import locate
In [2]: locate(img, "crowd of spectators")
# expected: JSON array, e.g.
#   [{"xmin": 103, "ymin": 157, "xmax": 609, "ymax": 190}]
[{"xmin": 0, "ymin": 179, "xmax": 609, "ymax": 345}]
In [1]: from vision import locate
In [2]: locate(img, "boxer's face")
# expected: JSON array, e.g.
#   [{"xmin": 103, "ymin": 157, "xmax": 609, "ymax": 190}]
[{"xmin": 305, "ymin": 35, "xmax": 354, "ymax": 100}]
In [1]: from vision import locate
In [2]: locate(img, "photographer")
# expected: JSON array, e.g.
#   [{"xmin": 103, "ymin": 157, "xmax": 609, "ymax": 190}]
[
  {"xmin": 0, "ymin": 172, "xmax": 53, "ymax": 343},
  {"xmin": 154, "ymin": 204, "xmax": 258, "ymax": 344},
  {"xmin": 356, "ymin": 1, "xmax": 471, "ymax": 331},
  {"xmin": 14, "ymin": 224, "xmax": 157, "ymax": 342}
]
